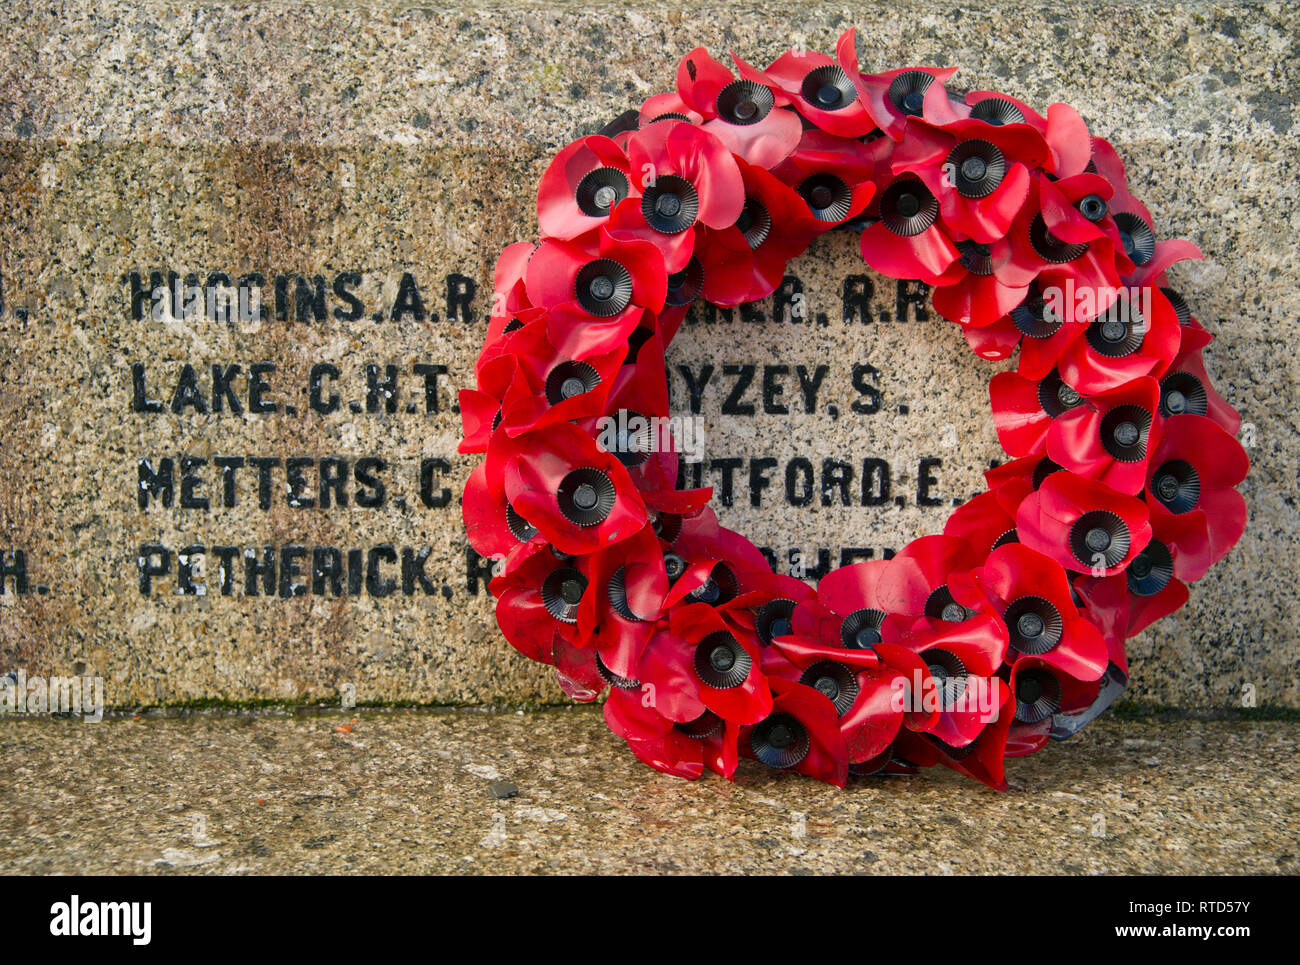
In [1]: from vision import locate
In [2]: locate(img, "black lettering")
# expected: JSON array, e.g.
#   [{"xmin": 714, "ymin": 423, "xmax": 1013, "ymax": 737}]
[
  {"xmin": 446, "ymin": 273, "xmax": 477, "ymax": 322},
  {"xmin": 762, "ymin": 365, "xmax": 789, "ymax": 415},
  {"xmin": 794, "ymin": 364, "xmax": 828, "ymax": 414},
  {"xmin": 249, "ymin": 362, "xmax": 277, "ymax": 413},
  {"xmin": 709, "ymin": 457, "xmax": 744, "ymax": 507},
  {"xmin": 286, "ymin": 457, "xmax": 315, "ymax": 508},
  {"xmin": 391, "ymin": 272, "xmax": 427, "ymax": 322},
  {"xmin": 820, "ymin": 459, "xmax": 852, "ymax": 507},
  {"xmin": 851, "ymin": 363, "xmax": 882, "ymax": 414},
  {"xmin": 310, "ymin": 362, "xmax": 340, "ymax": 414},
  {"xmin": 749, "ymin": 457, "xmax": 777, "ymax": 507},
  {"xmin": 0, "ymin": 549, "xmax": 29, "ymax": 595},
  {"xmin": 412, "ymin": 363, "xmax": 448, "ymax": 414},
  {"xmin": 214, "ymin": 456, "xmax": 243, "ymax": 508},
  {"xmin": 773, "ymin": 275, "xmax": 802, "ymax": 323},
  {"xmin": 244, "ymin": 546, "xmax": 276, "ymax": 596},
  {"xmin": 367, "ymin": 545, "xmax": 397, "ymax": 597},
  {"xmin": 279, "ymin": 545, "xmax": 308, "ymax": 598},
  {"xmin": 332, "ymin": 271, "xmax": 364, "ymax": 321},
  {"xmin": 419, "ymin": 458, "xmax": 452, "ymax": 508},
  {"xmin": 402, "ymin": 546, "xmax": 437, "ymax": 596},
  {"xmin": 212, "ymin": 546, "xmax": 239, "ymax": 596},
  {"xmin": 138, "ymin": 458, "xmax": 174, "ymax": 509},
  {"xmin": 177, "ymin": 544, "xmax": 204, "ymax": 595},
  {"xmin": 721, "ymin": 364, "xmax": 755, "ymax": 415},
  {"xmin": 676, "ymin": 364, "xmax": 713, "ymax": 415},
  {"xmin": 354, "ymin": 457, "xmax": 386, "ymax": 507},
  {"xmin": 896, "ymin": 279, "xmax": 930, "ymax": 323},
  {"xmin": 862, "ymin": 458, "xmax": 891, "ymax": 506},
  {"xmin": 170, "ymin": 363, "xmax": 208, "ymax": 414},
  {"xmin": 137, "ymin": 544, "xmax": 169, "ymax": 594},
  {"xmin": 179, "ymin": 456, "xmax": 208, "ymax": 510},
  {"xmin": 466, "ymin": 547, "xmax": 495, "ymax": 595},
  {"xmin": 313, "ymin": 547, "xmax": 344, "ymax": 596},
  {"xmin": 366, "ymin": 364, "xmax": 398, "ymax": 413},
  {"xmin": 786, "ymin": 458, "xmax": 814, "ymax": 507},
  {"xmin": 210, "ymin": 364, "xmax": 243, "ymax": 415},
  {"xmin": 131, "ymin": 363, "xmax": 164, "ymax": 413},
  {"xmin": 248, "ymin": 457, "xmax": 280, "ymax": 510},
  {"xmin": 843, "ymin": 274, "xmax": 875, "ymax": 324},
  {"xmin": 917, "ymin": 457, "xmax": 942, "ymax": 506},
  {"xmin": 319, "ymin": 457, "xmax": 348, "ymax": 509}
]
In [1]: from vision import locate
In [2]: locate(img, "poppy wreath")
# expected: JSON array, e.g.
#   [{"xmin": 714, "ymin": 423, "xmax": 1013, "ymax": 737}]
[{"xmin": 459, "ymin": 29, "xmax": 1249, "ymax": 789}]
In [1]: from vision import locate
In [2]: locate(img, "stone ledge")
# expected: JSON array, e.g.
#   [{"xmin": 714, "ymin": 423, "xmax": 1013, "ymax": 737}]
[{"xmin": 0, "ymin": 711, "xmax": 1295, "ymax": 873}]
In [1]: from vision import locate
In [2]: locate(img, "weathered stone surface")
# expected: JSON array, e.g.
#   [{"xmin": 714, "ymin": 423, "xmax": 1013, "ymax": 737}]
[
  {"xmin": 0, "ymin": 710, "xmax": 1295, "ymax": 874},
  {"xmin": 0, "ymin": 1, "xmax": 1295, "ymax": 708}
]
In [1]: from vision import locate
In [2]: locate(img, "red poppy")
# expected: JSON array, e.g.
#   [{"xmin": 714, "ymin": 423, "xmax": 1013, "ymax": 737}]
[
  {"xmin": 893, "ymin": 679, "xmax": 1014, "ymax": 790},
  {"xmin": 836, "ymin": 30, "xmax": 964, "ymax": 141},
  {"xmin": 984, "ymin": 453, "xmax": 1056, "ymax": 517},
  {"xmin": 458, "ymin": 353, "xmax": 517, "ymax": 455},
  {"xmin": 463, "ymin": 463, "xmax": 546, "ymax": 563},
  {"xmin": 576, "ymin": 523, "xmax": 669, "ymax": 679},
  {"xmin": 1046, "ymin": 376, "xmax": 1162, "ymax": 495},
  {"xmin": 974, "ymin": 544, "xmax": 1108, "ymax": 682},
  {"xmin": 495, "ymin": 313, "xmax": 630, "ymax": 437},
  {"xmin": 637, "ymin": 90, "xmax": 704, "ymax": 127},
  {"xmin": 1144, "ymin": 413, "xmax": 1249, "ymax": 576},
  {"xmin": 735, "ymin": 44, "xmax": 875, "ymax": 137},
  {"xmin": 944, "ymin": 489, "xmax": 1021, "ymax": 557},
  {"xmin": 1056, "ymin": 286, "xmax": 1181, "ymax": 396},
  {"xmin": 874, "ymin": 534, "xmax": 987, "ymax": 622},
  {"xmin": 488, "ymin": 241, "xmax": 537, "ymax": 317},
  {"xmin": 692, "ymin": 156, "xmax": 820, "ymax": 306},
  {"xmin": 637, "ymin": 603, "xmax": 772, "ymax": 725},
  {"xmin": 489, "ymin": 542, "xmax": 595, "ymax": 666},
  {"xmin": 770, "ymin": 128, "xmax": 878, "ymax": 234},
  {"xmin": 768, "ymin": 634, "xmax": 913, "ymax": 764},
  {"xmin": 1161, "ymin": 342, "xmax": 1241, "ymax": 434},
  {"xmin": 619, "ymin": 704, "xmax": 743, "ymax": 781},
  {"xmin": 1016, "ymin": 470, "xmax": 1152, "ymax": 577},
  {"xmin": 888, "ymin": 612, "xmax": 1010, "ymax": 747},
  {"xmin": 931, "ymin": 240, "xmax": 1034, "ymax": 328},
  {"xmin": 672, "ymin": 46, "xmax": 803, "ymax": 167},
  {"xmin": 1002, "ymin": 174, "xmax": 1133, "ymax": 311},
  {"xmin": 860, "ymin": 173, "xmax": 960, "ymax": 283},
  {"xmin": 607, "ymin": 120, "xmax": 746, "ymax": 272},
  {"xmin": 741, "ymin": 677, "xmax": 849, "ymax": 786},
  {"xmin": 1005, "ymin": 656, "xmax": 1104, "ymax": 756},
  {"xmin": 960, "ymin": 311, "xmax": 1024, "ymax": 360},
  {"xmin": 962, "ymin": 92, "xmax": 1091, "ymax": 179},
  {"xmin": 1070, "ymin": 570, "xmax": 1132, "ymax": 675},
  {"xmin": 524, "ymin": 228, "xmax": 668, "ymax": 321},
  {"xmin": 892, "ymin": 117, "xmax": 1049, "ymax": 242},
  {"xmin": 490, "ymin": 421, "xmax": 648, "ymax": 556},
  {"xmin": 990, "ymin": 366, "xmax": 1086, "ymax": 458},
  {"xmin": 537, "ymin": 135, "xmax": 633, "ymax": 241}
]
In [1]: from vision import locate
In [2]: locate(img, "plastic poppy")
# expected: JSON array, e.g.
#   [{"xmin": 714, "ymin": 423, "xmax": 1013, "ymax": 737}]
[
  {"xmin": 836, "ymin": 30, "xmax": 964, "ymax": 141},
  {"xmin": 1144, "ymin": 413, "xmax": 1249, "ymax": 574},
  {"xmin": 1016, "ymin": 470, "xmax": 1152, "ymax": 577},
  {"xmin": 741, "ymin": 678, "xmax": 849, "ymax": 787},
  {"xmin": 537, "ymin": 135, "xmax": 633, "ymax": 241},
  {"xmin": 1046, "ymin": 376, "xmax": 1162, "ymax": 494},
  {"xmin": 672, "ymin": 46, "xmax": 802, "ymax": 168}
]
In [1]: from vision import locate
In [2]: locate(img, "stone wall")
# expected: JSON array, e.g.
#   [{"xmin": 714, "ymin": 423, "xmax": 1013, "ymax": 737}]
[{"xmin": 0, "ymin": 0, "xmax": 1294, "ymax": 708}]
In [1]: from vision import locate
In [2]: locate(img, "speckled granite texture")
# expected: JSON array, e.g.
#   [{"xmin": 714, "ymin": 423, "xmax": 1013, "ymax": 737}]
[
  {"xmin": 0, "ymin": 710, "xmax": 1295, "ymax": 874},
  {"xmin": 0, "ymin": 1, "xmax": 1295, "ymax": 708}
]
